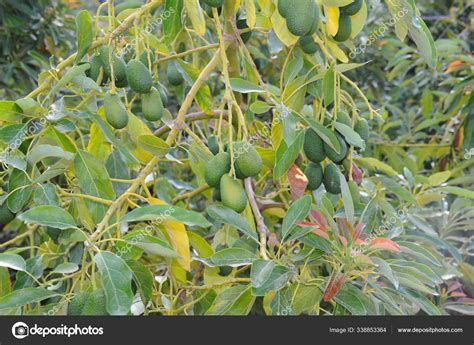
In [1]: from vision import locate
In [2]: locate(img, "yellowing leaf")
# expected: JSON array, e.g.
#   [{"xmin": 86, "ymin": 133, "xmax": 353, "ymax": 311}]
[
  {"xmin": 87, "ymin": 123, "xmax": 112, "ymax": 161},
  {"xmin": 148, "ymin": 198, "xmax": 191, "ymax": 271},
  {"xmin": 327, "ymin": 40, "xmax": 349, "ymax": 62},
  {"xmin": 325, "ymin": 6, "xmax": 340, "ymax": 36},
  {"xmin": 245, "ymin": 0, "xmax": 256, "ymax": 29},
  {"xmin": 125, "ymin": 113, "xmax": 154, "ymax": 164},
  {"xmin": 184, "ymin": 0, "xmax": 206, "ymax": 37},
  {"xmin": 350, "ymin": 0, "xmax": 367, "ymax": 38},
  {"xmin": 270, "ymin": 10, "xmax": 298, "ymax": 47}
]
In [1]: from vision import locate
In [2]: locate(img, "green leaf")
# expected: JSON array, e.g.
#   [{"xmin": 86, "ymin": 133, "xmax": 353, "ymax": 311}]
[
  {"xmin": 437, "ymin": 186, "xmax": 474, "ymax": 199},
  {"xmin": 7, "ymin": 168, "xmax": 32, "ymax": 213},
  {"xmin": 163, "ymin": 0, "xmax": 183, "ymax": 44},
  {"xmin": 137, "ymin": 135, "xmax": 170, "ymax": 157},
  {"xmin": 209, "ymin": 248, "xmax": 256, "ymax": 267},
  {"xmin": 323, "ymin": 68, "xmax": 335, "ymax": 106},
  {"xmin": 74, "ymin": 150, "xmax": 116, "ymax": 223},
  {"xmin": 207, "ymin": 205, "xmax": 258, "ymax": 242},
  {"xmin": 121, "ymin": 204, "xmax": 212, "ymax": 228},
  {"xmin": 281, "ymin": 195, "xmax": 311, "ymax": 241},
  {"xmin": 354, "ymin": 157, "xmax": 398, "ymax": 177},
  {"xmin": 249, "ymin": 101, "xmax": 271, "ymax": 114},
  {"xmin": 206, "ymin": 284, "xmax": 255, "ymax": 315},
  {"xmin": 0, "ymin": 253, "xmax": 26, "ymax": 272},
  {"xmin": 51, "ymin": 63, "xmax": 91, "ymax": 94},
  {"xmin": 333, "ymin": 285, "xmax": 367, "ymax": 315},
  {"xmin": 428, "ymin": 171, "xmax": 451, "ymax": 186},
  {"xmin": 0, "ymin": 101, "xmax": 23, "ymax": 122},
  {"xmin": 94, "ymin": 251, "xmax": 133, "ymax": 315},
  {"xmin": 75, "ymin": 10, "xmax": 93, "ymax": 64},
  {"xmin": 124, "ymin": 233, "xmax": 179, "ymax": 258},
  {"xmin": 250, "ymin": 260, "xmax": 292, "ymax": 296},
  {"xmin": 230, "ymin": 78, "xmax": 265, "ymax": 93},
  {"xmin": 19, "ymin": 205, "xmax": 76, "ymax": 229},
  {"xmin": 274, "ymin": 130, "xmax": 305, "ymax": 179},
  {"xmin": 295, "ymin": 114, "xmax": 341, "ymax": 153},
  {"xmin": 339, "ymin": 173, "xmax": 354, "ymax": 224},
  {"xmin": 334, "ymin": 122, "xmax": 365, "ymax": 149},
  {"xmin": 52, "ymin": 262, "xmax": 79, "ymax": 274},
  {"xmin": 126, "ymin": 259, "xmax": 154, "ymax": 304},
  {"xmin": 0, "ymin": 288, "xmax": 56, "ymax": 310}
]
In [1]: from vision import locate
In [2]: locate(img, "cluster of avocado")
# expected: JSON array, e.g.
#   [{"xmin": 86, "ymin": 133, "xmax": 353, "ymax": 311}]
[
  {"xmin": 332, "ymin": 0, "xmax": 364, "ymax": 42},
  {"xmin": 278, "ymin": 0, "xmax": 320, "ymax": 54},
  {"xmin": 204, "ymin": 138, "xmax": 263, "ymax": 213},
  {"xmin": 303, "ymin": 111, "xmax": 368, "ymax": 195},
  {"xmin": 87, "ymin": 47, "xmax": 183, "ymax": 130}
]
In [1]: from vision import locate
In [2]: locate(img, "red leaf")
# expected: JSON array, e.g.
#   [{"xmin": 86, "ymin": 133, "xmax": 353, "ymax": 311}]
[
  {"xmin": 310, "ymin": 209, "xmax": 329, "ymax": 230},
  {"xmin": 351, "ymin": 162, "xmax": 364, "ymax": 185},
  {"xmin": 311, "ymin": 227, "xmax": 330, "ymax": 240},
  {"xmin": 323, "ymin": 271, "xmax": 347, "ymax": 302},
  {"xmin": 288, "ymin": 164, "xmax": 308, "ymax": 201},
  {"xmin": 339, "ymin": 235, "xmax": 348, "ymax": 247},
  {"xmin": 369, "ymin": 238, "xmax": 401, "ymax": 252},
  {"xmin": 354, "ymin": 223, "xmax": 365, "ymax": 240}
]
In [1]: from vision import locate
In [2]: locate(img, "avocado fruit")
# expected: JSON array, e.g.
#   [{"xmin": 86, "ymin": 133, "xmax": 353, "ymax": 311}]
[
  {"xmin": 104, "ymin": 92, "xmax": 129, "ymax": 129},
  {"xmin": 167, "ymin": 62, "xmax": 184, "ymax": 86},
  {"xmin": 234, "ymin": 142, "xmax": 263, "ymax": 177},
  {"xmin": 208, "ymin": 135, "xmax": 220, "ymax": 155},
  {"xmin": 97, "ymin": 46, "xmax": 127, "ymax": 82},
  {"xmin": 304, "ymin": 129, "xmax": 326, "ymax": 163},
  {"xmin": 336, "ymin": 111, "xmax": 352, "ymax": 127},
  {"xmin": 0, "ymin": 203, "xmax": 15, "ymax": 225},
  {"xmin": 237, "ymin": 19, "xmax": 252, "ymax": 43},
  {"xmin": 323, "ymin": 133, "xmax": 348, "ymax": 163},
  {"xmin": 305, "ymin": 162, "xmax": 323, "ymax": 191},
  {"xmin": 333, "ymin": 15, "xmax": 352, "ymax": 42},
  {"xmin": 142, "ymin": 87, "xmax": 164, "ymax": 121},
  {"xmin": 323, "ymin": 163, "xmax": 341, "ymax": 194},
  {"xmin": 127, "ymin": 60, "xmax": 152, "ymax": 93},
  {"xmin": 204, "ymin": 152, "xmax": 231, "ymax": 187},
  {"xmin": 285, "ymin": 0, "xmax": 318, "ymax": 36},
  {"xmin": 300, "ymin": 35, "xmax": 318, "ymax": 54},
  {"xmin": 340, "ymin": 0, "xmax": 363, "ymax": 16},
  {"xmin": 354, "ymin": 118, "xmax": 369, "ymax": 142},
  {"xmin": 139, "ymin": 50, "xmax": 155, "ymax": 69},
  {"xmin": 220, "ymin": 174, "xmax": 248, "ymax": 213},
  {"xmin": 277, "ymin": 0, "xmax": 291, "ymax": 18},
  {"xmin": 87, "ymin": 55, "xmax": 102, "ymax": 83}
]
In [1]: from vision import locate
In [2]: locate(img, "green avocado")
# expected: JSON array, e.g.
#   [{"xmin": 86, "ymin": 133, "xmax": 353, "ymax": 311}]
[
  {"xmin": 139, "ymin": 50, "xmax": 155, "ymax": 69},
  {"xmin": 234, "ymin": 142, "xmax": 263, "ymax": 177},
  {"xmin": 220, "ymin": 174, "xmax": 248, "ymax": 213},
  {"xmin": 204, "ymin": 0, "xmax": 223, "ymax": 8},
  {"xmin": 208, "ymin": 135, "xmax": 220, "ymax": 155},
  {"xmin": 155, "ymin": 82, "xmax": 169, "ymax": 106},
  {"xmin": 0, "ymin": 203, "xmax": 15, "ymax": 225},
  {"xmin": 87, "ymin": 55, "xmax": 102, "ymax": 83},
  {"xmin": 142, "ymin": 87, "xmax": 164, "ymax": 122},
  {"xmin": 300, "ymin": 35, "xmax": 318, "ymax": 54},
  {"xmin": 97, "ymin": 46, "xmax": 127, "ymax": 82},
  {"xmin": 340, "ymin": 0, "xmax": 363, "ymax": 16},
  {"xmin": 304, "ymin": 129, "xmax": 326, "ymax": 163},
  {"xmin": 167, "ymin": 62, "xmax": 184, "ymax": 86},
  {"xmin": 127, "ymin": 60, "xmax": 152, "ymax": 93},
  {"xmin": 354, "ymin": 118, "xmax": 369, "ymax": 142},
  {"xmin": 333, "ymin": 15, "xmax": 352, "ymax": 42},
  {"xmin": 336, "ymin": 111, "xmax": 352, "ymax": 127},
  {"xmin": 104, "ymin": 92, "xmax": 129, "ymax": 129},
  {"xmin": 323, "ymin": 132, "xmax": 348, "ymax": 163},
  {"xmin": 286, "ymin": 0, "xmax": 318, "ymax": 36},
  {"xmin": 305, "ymin": 162, "xmax": 323, "ymax": 191},
  {"xmin": 323, "ymin": 163, "xmax": 341, "ymax": 194},
  {"xmin": 213, "ymin": 187, "xmax": 222, "ymax": 201},
  {"xmin": 277, "ymin": 0, "xmax": 291, "ymax": 18},
  {"xmin": 204, "ymin": 152, "xmax": 231, "ymax": 187},
  {"xmin": 237, "ymin": 19, "xmax": 252, "ymax": 43}
]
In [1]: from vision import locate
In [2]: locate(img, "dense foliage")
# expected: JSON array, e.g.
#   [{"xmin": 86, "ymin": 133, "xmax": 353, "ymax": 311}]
[{"xmin": 0, "ymin": 0, "xmax": 472, "ymax": 316}]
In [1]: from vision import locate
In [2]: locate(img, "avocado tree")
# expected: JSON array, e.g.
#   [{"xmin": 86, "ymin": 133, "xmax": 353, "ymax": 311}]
[{"xmin": 0, "ymin": 0, "xmax": 472, "ymax": 316}]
